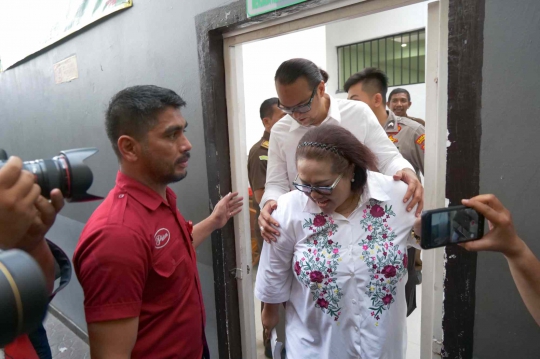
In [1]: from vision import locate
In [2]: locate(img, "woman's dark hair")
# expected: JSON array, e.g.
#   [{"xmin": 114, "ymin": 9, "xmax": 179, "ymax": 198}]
[
  {"xmin": 296, "ymin": 125, "xmax": 378, "ymax": 192},
  {"xmin": 275, "ymin": 58, "xmax": 329, "ymax": 89}
]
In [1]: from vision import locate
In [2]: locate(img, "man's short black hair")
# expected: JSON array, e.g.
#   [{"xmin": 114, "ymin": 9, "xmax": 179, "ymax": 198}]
[
  {"xmin": 105, "ymin": 85, "xmax": 186, "ymax": 158},
  {"xmin": 344, "ymin": 68, "xmax": 389, "ymax": 105},
  {"xmin": 388, "ymin": 88, "xmax": 411, "ymax": 102},
  {"xmin": 259, "ymin": 97, "xmax": 279, "ymax": 120}
]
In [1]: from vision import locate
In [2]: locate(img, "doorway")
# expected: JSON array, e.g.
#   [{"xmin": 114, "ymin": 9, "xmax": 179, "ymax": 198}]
[{"xmin": 196, "ymin": 0, "xmax": 449, "ymax": 357}]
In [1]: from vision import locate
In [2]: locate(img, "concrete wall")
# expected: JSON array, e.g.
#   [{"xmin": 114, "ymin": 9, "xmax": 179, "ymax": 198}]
[
  {"xmin": 242, "ymin": 26, "xmax": 327, "ymax": 154},
  {"xmin": 325, "ymin": 2, "xmax": 427, "ymax": 120},
  {"xmin": 474, "ymin": 0, "xmax": 540, "ymax": 357},
  {"xmin": 0, "ymin": 0, "xmax": 237, "ymax": 354}
]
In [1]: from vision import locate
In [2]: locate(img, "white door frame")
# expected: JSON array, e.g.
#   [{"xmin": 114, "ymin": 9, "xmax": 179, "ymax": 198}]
[
  {"xmin": 421, "ymin": 0, "xmax": 448, "ymax": 357},
  {"xmin": 223, "ymin": 1, "xmax": 448, "ymax": 357},
  {"xmin": 223, "ymin": 41, "xmax": 259, "ymax": 359}
]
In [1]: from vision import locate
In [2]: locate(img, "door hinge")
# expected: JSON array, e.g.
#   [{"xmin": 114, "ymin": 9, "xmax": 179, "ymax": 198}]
[{"xmin": 230, "ymin": 268, "xmax": 243, "ymax": 279}]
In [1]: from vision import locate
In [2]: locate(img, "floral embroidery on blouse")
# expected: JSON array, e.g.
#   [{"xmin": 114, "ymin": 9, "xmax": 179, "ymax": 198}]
[
  {"xmin": 294, "ymin": 213, "xmax": 343, "ymax": 321},
  {"xmin": 359, "ymin": 199, "xmax": 407, "ymax": 324}
]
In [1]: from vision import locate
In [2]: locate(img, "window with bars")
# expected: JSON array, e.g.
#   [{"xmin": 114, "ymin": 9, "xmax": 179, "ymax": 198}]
[{"xmin": 337, "ymin": 29, "xmax": 426, "ymax": 92}]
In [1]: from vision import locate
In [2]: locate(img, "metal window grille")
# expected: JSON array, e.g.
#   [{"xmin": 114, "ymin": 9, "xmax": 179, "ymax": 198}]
[{"xmin": 337, "ymin": 29, "xmax": 426, "ymax": 92}]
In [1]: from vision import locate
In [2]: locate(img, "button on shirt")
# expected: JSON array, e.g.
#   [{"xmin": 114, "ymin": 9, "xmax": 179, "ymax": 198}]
[
  {"xmin": 260, "ymin": 97, "xmax": 414, "ymax": 207},
  {"xmin": 255, "ymin": 171, "xmax": 420, "ymax": 359},
  {"xmin": 73, "ymin": 171, "xmax": 206, "ymax": 359}
]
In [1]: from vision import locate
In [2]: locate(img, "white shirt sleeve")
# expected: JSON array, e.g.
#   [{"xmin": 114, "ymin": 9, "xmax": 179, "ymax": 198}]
[
  {"xmin": 255, "ymin": 199, "xmax": 296, "ymax": 303},
  {"xmin": 260, "ymin": 128, "xmax": 290, "ymax": 208},
  {"xmin": 361, "ymin": 108, "xmax": 414, "ymax": 176}
]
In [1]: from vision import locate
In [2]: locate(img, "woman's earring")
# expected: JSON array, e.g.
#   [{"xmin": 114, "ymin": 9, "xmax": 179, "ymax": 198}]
[{"xmin": 351, "ymin": 178, "xmax": 355, "ymax": 182}]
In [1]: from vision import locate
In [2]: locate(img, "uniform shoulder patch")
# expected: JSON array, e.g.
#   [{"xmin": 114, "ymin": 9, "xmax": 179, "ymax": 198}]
[
  {"xmin": 259, "ymin": 155, "xmax": 268, "ymax": 161},
  {"xmin": 416, "ymin": 134, "xmax": 425, "ymax": 145},
  {"xmin": 261, "ymin": 140, "xmax": 269, "ymax": 149},
  {"xmin": 388, "ymin": 135, "xmax": 398, "ymax": 144}
]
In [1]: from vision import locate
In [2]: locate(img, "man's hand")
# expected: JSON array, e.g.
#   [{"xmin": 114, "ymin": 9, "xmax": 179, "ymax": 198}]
[
  {"xmin": 393, "ymin": 168, "xmax": 424, "ymax": 216},
  {"xmin": 459, "ymin": 194, "xmax": 525, "ymax": 258},
  {"xmin": 16, "ymin": 189, "xmax": 65, "ymax": 252},
  {"xmin": 0, "ymin": 157, "xmax": 42, "ymax": 249},
  {"xmin": 258, "ymin": 200, "xmax": 280, "ymax": 243},
  {"xmin": 192, "ymin": 192, "xmax": 243, "ymax": 248},
  {"xmin": 209, "ymin": 192, "xmax": 243, "ymax": 230}
]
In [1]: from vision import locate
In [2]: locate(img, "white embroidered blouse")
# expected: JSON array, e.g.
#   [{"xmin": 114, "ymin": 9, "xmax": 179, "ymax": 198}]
[{"xmin": 255, "ymin": 171, "xmax": 420, "ymax": 359}]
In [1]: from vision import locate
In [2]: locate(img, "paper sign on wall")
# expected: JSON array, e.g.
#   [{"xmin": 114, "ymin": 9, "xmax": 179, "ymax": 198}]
[
  {"xmin": 247, "ymin": 0, "xmax": 308, "ymax": 17},
  {"xmin": 54, "ymin": 56, "xmax": 79, "ymax": 84}
]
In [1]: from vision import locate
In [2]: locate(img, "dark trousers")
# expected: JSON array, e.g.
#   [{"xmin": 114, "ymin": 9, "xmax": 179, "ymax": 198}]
[
  {"xmin": 28, "ymin": 323, "xmax": 52, "ymax": 359},
  {"xmin": 202, "ymin": 344, "xmax": 210, "ymax": 359},
  {"xmin": 405, "ymin": 247, "xmax": 417, "ymax": 317}
]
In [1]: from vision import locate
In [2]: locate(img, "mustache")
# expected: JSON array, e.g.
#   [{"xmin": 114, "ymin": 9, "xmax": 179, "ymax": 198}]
[{"xmin": 175, "ymin": 152, "xmax": 191, "ymax": 164}]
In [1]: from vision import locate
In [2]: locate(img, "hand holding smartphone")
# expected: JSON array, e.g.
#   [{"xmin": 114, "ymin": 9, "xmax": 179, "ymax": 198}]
[{"xmin": 420, "ymin": 205, "xmax": 485, "ymax": 249}]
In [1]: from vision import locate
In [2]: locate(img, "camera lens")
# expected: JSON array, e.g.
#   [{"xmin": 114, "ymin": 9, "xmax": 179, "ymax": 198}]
[
  {"xmin": 0, "ymin": 148, "xmax": 102, "ymax": 203},
  {"xmin": 0, "ymin": 250, "xmax": 49, "ymax": 347},
  {"xmin": 22, "ymin": 158, "xmax": 69, "ymax": 200}
]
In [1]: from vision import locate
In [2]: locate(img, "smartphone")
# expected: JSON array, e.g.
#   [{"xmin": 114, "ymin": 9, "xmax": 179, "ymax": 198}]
[{"xmin": 420, "ymin": 205, "xmax": 485, "ymax": 249}]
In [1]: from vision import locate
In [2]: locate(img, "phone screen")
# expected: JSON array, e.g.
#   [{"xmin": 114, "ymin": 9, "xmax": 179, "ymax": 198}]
[{"xmin": 421, "ymin": 206, "xmax": 484, "ymax": 249}]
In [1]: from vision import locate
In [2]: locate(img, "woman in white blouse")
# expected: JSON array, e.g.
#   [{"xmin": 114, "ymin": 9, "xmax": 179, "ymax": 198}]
[{"xmin": 255, "ymin": 124, "xmax": 420, "ymax": 359}]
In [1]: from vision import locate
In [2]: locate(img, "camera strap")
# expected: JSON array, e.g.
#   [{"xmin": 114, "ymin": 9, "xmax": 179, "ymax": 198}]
[{"xmin": 45, "ymin": 240, "xmax": 72, "ymax": 299}]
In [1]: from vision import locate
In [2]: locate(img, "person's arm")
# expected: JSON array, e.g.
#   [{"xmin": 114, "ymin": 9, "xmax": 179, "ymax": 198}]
[
  {"xmin": 361, "ymin": 107, "xmax": 424, "ymax": 215},
  {"xmin": 410, "ymin": 125, "xmax": 425, "ymax": 176},
  {"xmin": 16, "ymin": 190, "xmax": 64, "ymax": 292},
  {"xmin": 254, "ymin": 189, "xmax": 264, "ymax": 205},
  {"xmin": 247, "ymin": 148, "xmax": 267, "ymax": 206},
  {"xmin": 88, "ymin": 317, "xmax": 139, "ymax": 359},
  {"xmin": 74, "ymin": 227, "xmax": 149, "ymax": 352},
  {"xmin": 258, "ymin": 130, "xmax": 289, "ymax": 242},
  {"xmin": 362, "ymin": 107, "xmax": 413, "ymax": 176},
  {"xmin": 461, "ymin": 194, "xmax": 540, "ymax": 326},
  {"xmin": 259, "ymin": 129, "xmax": 289, "ymax": 208},
  {"xmin": 192, "ymin": 192, "xmax": 243, "ymax": 248},
  {"xmin": 255, "ymin": 198, "xmax": 295, "ymax": 333}
]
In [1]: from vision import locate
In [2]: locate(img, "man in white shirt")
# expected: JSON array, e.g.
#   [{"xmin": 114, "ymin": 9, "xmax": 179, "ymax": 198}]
[{"xmin": 258, "ymin": 58, "xmax": 423, "ymax": 241}]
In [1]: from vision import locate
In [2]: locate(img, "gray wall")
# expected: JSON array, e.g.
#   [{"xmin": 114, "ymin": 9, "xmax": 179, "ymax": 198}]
[
  {"xmin": 475, "ymin": 0, "xmax": 540, "ymax": 357},
  {"xmin": 0, "ymin": 0, "xmax": 236, "ymax": 355}
]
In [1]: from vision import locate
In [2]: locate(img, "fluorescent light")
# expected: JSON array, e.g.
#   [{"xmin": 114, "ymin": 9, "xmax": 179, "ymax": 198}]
[{"xmin": 401, "ymin": 43, "xmax": 407, "ymax": 47}]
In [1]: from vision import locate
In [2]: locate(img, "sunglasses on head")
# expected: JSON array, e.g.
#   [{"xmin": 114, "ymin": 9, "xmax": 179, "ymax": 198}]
[{"xmin": 292, "ymin": 173, "xmax": 344, "ymax": 195}]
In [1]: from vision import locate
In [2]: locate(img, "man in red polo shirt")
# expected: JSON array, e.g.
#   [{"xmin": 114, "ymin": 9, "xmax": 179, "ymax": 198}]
[{"xmin": 73, "ymin": 85, "xmax": 242, "ymax": 359}]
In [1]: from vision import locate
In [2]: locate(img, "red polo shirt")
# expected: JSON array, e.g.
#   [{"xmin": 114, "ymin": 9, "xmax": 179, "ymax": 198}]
[{"xmin": 73, "ymin": 172, "xmax": 206, "ymax": 359}]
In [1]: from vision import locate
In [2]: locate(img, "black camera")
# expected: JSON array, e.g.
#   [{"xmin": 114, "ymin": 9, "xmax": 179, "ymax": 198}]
[{"xmin": 0, "ymin": 148, "xmax": 103, "ymax": 202}]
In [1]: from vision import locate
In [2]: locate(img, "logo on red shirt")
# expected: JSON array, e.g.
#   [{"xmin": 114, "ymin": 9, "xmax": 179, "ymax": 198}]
[{"xmin": 154, "ymin": 228, "xmax": 171, "ymax": 248}]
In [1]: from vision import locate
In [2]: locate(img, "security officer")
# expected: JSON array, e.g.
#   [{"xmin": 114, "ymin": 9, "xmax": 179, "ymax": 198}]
[
  {"xmin": 345, "ymin": 68, "xmax": 424, "ymax": 317},
  {"xmin": 388, "ymin": 87, "xmax": 426, "ymax": 127},
  {"xmin": 248, "ymin": 97, "xmax": 286, "ymax": 262}
]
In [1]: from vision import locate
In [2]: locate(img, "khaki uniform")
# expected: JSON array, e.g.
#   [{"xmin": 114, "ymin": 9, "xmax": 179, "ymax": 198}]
[
  {"xmin": 385, "ymin": 111, "xmax": 425, "ymax": 317},
  {"xmin": 385, "ymin": 111, "xmax": 425, "ymax": 179},
  {"xmin": 406, "ymin": 116, "xmax": 426, "ymax": 127},
  {"xmin": 247, "ymin": 131, "xmax": 270, "ymax": 258}
]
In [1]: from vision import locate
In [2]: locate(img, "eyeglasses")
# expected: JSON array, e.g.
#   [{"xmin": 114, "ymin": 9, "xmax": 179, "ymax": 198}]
[
  {"xmin": 292, "ymin": 173, "xmax": 344, "ymax": 195},
  {"xmin": 277, "ymin": 88, "xmax": 317, "ymax": 115}
]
